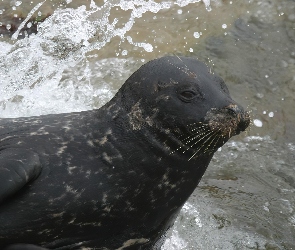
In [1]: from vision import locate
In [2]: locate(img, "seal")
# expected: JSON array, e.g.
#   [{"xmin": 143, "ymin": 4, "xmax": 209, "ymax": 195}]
[{"xmin": 0, "ymin": 56, "xmax": 250, "ymax": 250}]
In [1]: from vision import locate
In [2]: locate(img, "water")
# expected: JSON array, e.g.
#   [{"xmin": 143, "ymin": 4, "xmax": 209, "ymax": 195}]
[{"xmin": 0, "ymin": 0, "xmax": 295, "ymax": 249}]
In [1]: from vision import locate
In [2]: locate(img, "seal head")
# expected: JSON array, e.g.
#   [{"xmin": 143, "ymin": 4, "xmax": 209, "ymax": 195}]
[{"xmin": 118, "ymin": 56, "xmax": 249, "ymax": 160}]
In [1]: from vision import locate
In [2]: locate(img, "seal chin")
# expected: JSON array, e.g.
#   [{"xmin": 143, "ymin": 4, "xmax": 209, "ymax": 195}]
[{"xmin": 205, "ymin": 104, "xmax": 250, "ymax": 140}]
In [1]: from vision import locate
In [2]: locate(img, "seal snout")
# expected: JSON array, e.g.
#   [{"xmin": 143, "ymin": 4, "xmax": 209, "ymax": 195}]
[
  {"xmin": 205, "ymin": 104, "xmax": 250, "ymax": 139},
  {"xmin": 237, "ymin": 113, "xmax": 250, "ymax": 134},
  {"xmin": 225, "ymin": 104, "xmax": 250, "ymax": 133}
]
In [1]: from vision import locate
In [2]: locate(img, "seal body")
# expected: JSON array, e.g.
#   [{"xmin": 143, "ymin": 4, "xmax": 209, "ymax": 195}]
[{"xmin": 0, "ymin": 56, "xmax": 250, "ymax": 249}]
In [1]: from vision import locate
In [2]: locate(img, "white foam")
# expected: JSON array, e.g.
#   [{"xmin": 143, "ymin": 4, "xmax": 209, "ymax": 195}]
[{"xmin": 1, "ymin": 0, "xmax": 209, "ymax": 118}]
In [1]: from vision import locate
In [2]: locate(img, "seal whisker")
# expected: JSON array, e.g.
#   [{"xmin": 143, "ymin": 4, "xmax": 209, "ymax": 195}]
[
  {"xmin": 228, "ymin": 127, "xmax": 232, "ymax": 138},
  {"xmin": 210, "ymin": 133, "xmax": 223, "ymax": 152},
  {"xmin": 181, "ymin": 128, "xmax": 212, "ymax": 145},
  {"xmin": 172, "ymin": 123, "xmax": 208, "ymax": 141},
  {"xmin": 168, "ymin": 55, "xmax": 196, "ymax": 77},
  {"xmin": 183, "ymin": 130, "xmax": 216, "ymax": 154},
  {"xmin": 245, "ymin": 110, "xmax": 253, "ymax": 135},
  {"xmin": 171, "ymin": 125, "xmax": 213, "ymax": 155},
  {"xmin": 188, "ymin": 130, "xmax": 223, "ymax": 161},
  {"xmin": 174, "ymin": 54, "xmax": 192, "ymax": 76},
  {"xmin": 186, "ymin": 131, "xmax": 219, "ymax": 161},
  {"xmin": 203, "ymin": 131, "xmax": 222, "ymax": 154}
]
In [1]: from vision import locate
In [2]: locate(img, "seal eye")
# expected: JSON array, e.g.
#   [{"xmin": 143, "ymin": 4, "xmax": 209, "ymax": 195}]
[{"xmin": 179, "ymin": 90, "xmax": 197, "ymax": 102}]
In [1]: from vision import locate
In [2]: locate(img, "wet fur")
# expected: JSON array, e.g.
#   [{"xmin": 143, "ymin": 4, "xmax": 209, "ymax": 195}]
[{"xmin": 0, "ymin": 56, "xmax": 249, "ymax": 250}]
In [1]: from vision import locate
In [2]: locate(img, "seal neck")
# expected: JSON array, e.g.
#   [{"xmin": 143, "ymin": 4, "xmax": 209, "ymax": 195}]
[{"xmin": 93, "ymin": 99, "xmax": 214, "ymax": 227}]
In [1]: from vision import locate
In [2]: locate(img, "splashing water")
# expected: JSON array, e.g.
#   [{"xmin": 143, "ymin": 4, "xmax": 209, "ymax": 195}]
[{"xmin": 0, "ymin": 0, "xmax": 206, "ymax": 117}]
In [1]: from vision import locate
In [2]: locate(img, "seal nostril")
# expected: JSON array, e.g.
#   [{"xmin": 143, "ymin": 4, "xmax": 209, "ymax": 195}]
[
  {"xmin": 237, "ymin": 111, "xmax": 251, "ymax": 132},
  {"xmin": 238, "ymin": 121, "xmax": 248, "ymax": 132},
  {"xmin": 225, "ymin": 104, "xmax": 240, "ymax": 115},
  {"xmin": 224, "ymin": 104, "xmax": 250, "ymax": 133}
]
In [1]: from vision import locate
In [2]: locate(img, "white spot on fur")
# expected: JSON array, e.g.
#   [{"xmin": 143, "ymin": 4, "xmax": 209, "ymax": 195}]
[
  {"xmin": 128, "ymin": 100, "xmax": 144, "ymax": 130},
  {"xmin": 67, "ymin": 166, "xmax": 77, "ymax": 175},
  {"xmin": 116, "ymin": 238, "xmax": 149, "ymax": 250},
  {"xmin": 85, "ymin": 170, "xmax": 91, "ymax": 178},
  {"xmin": 65, "ymin": 185, "xmax": 77, "ymax": 194},
  {"xmin": 87, "ymin": 140, "xmax": 94, "ymax": 147},
  {"xmin": 29, "ymin": 131, "xmax": 49, "ymax": 136},
  {"xmin": 49, "ymin": 193, "xmax": 67, "ymax": 203},
  {"xmin": 103, "ymin": 206, "xmax": 112, "ymax": 212},
  {"xmin": 57, "ymin": 145, "xmax": 67, "ymax": 155},
  {"xmin": 128, "ymin": 101, "xmax": 158, "ymax": 129},
  {"xmin": 38, "ymin": 229, "xmax": 52, "ymax": 235},
  {"xmin": 50, "ymin": 211, "xmax": 65, "ymax": 218},
  {"xmin": 69, "ymin": 218, "xmax": 76, "ymax": 224},
  {"xmin": 65, "ymin": 185, "xmax": 84, "ymax": 199},
  {"xmin": 158, "ymin": 174, "xmax": 176, "ymax": 190},
  {"xmin": 102, "ymin": 193, "xmax": 108, "ymax": 203},
  {"xmin": 0, "ymin": 135, "xmax": 13, "ymax": 141},
  {"xmin": 102, "ymin": 152, "xmax": 112, "ymax": 164},
  {"xmin": 98, "ymin": 128, "xmax": 112, "ymax": 145}
]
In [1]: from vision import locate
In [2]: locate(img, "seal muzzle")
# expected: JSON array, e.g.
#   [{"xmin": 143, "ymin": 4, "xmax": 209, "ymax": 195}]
[{"xmin": 205, "ymin": 104, "xmax": 250, "ymax": 139}]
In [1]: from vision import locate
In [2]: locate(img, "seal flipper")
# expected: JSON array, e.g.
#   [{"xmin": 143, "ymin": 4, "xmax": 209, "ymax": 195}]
[{"xmin": 0, "ymin": 148, "xmax": 41, "ymax": 203}]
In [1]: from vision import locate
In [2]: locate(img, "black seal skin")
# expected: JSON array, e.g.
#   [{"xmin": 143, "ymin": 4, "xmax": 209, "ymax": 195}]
[{"xmin": 0, "ymin": 56, "xmax": 250, "ymax": 250}]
